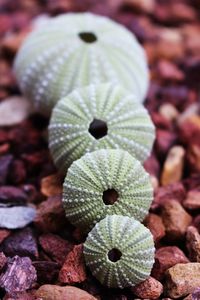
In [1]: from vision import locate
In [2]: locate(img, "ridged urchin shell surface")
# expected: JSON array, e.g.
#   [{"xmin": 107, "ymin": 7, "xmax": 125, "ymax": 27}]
[
  {"xmin": 14, "ymin": 12, "xmax": 149, "ymax": 114},
  {"xmin": 49, "ymin": 83, "xmax": 155, "ymax": 173},
  {"xmin": 63, "ymin": 149, "xmax": 153, "ymax": 232},
  {"xmin": 83, "ymin": 215, "xmax": 155, "ymax": 288}
]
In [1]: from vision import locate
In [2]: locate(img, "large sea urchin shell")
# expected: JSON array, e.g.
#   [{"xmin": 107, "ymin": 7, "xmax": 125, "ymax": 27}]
[
  {"xmin": 49, "ymin": 83, "xmax": 155, "ymax": 173},
  {"xmin": 14, "ymin": 12, "xmax": 149, "ymax": 114},
  {"xmin": 83, "ymin": 215, "xmax": 155, "ymax": 288},
  {"xmin": 63, "ymin": 149, "xmax": 153, "ymax": 232}
]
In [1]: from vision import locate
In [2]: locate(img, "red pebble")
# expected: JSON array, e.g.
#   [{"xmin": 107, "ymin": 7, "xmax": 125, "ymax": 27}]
[{"xmin": 59, "ymin": 244, "xmax": 87, "ymax": 284}]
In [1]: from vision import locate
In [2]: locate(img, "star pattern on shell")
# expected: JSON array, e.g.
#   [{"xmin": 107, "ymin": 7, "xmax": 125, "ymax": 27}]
[
  {"xmin": 83, "ymin": 215, "xmax": 155, "ymax": 288},
  {"xmin": 49, "ymin": 83, "xmax": 155, "ymax": 173},
  {"xmin": 63, "ymin": 149, "xmax": 153, "ymax": 232},
  {"xmin": 14, "ymin": 12, "xmax": 149, "ymax": 114}
]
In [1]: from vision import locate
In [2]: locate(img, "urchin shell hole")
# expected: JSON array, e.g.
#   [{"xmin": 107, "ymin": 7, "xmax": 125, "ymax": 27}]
[
  {"xmin": 103, "ymin": 189, "xmax": 119, "ymax": 205},
  {"xmin": 88, "ymin": 118, "xmax": 108, "ymax": 140},
  {"xmin": 108, "ymin": 248, "xmax": 122, "ymax": 262},
  {"xmin": 79, "ymin": 32, "xmax": 97, "ymax": 43}
]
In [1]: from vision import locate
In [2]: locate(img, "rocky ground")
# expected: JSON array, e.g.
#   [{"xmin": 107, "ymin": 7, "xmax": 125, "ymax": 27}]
[{"xmin": 0, "ymin": 0, "xmax": 200, "ymax": 299}]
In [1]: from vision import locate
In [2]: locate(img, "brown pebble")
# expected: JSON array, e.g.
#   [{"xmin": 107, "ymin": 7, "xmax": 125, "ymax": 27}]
[
  {"xmin": 161, "ymin": 146, "xmax": 185, "ymax": 186},
  {"xmin": 34, "ymin": 195, "xmax": 67, "ymax": 233},
  {"xmin": 132, "ymin": 276, "xmax": 163, "ymax": 299},
  {"xmin": 144, "ymin": 213, "xmax": 165, "ymax": 243},
  {"xmin": 165, "ymin": 263, "xmax": 200, "ymax": 298},
  {"xmin": 161, "ymin": 200, "xmax": 192, "ymax": 240},
  {"xmin": 151, "ymin": 246, "xmax": 189, "ymax": 280},
  {"xmin": 59, "ymin": 244, "xmax": 87, "ymax": 284},
  {"xmin": 40, "ymin": 173, "xmax": 63, "ymax": 197},
  {"xmin": 35, "ymin": 285, "xmax": 97, "ymax": 300},
  {"xmin": 159, "ymin": 103, "xmax": 179, "ymax": 122},
  {"xmin": 39, "ymin": 233, "xmax": 73, "ymax": 265},
  {"xmin": 183, "ymin": 190, "xmax": 200, "ymax": 210},
  {"xmin": 152, "ymin": 182, "xmax": 186, "ymax": 211},
  {"xmin": 0, "ymin": 252, "xmax": 7, "ymax": 271},
  {"xmin": 186, "ymin": 226, "xmax": 200, "ymax": 262}
]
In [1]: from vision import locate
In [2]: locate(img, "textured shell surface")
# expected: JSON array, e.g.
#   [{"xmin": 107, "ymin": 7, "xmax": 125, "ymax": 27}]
[
  {"xmin": 49, "ymin": 83, "xmax": 155, "ymax": 173},
  {"xmin": 83, "ymin": 214, "xmax": 155, "ymax": 288},
  {"xmin": 14, "ymin": 12, "xmax": 149, "ymax": 114},
  {"xmin": 63, "ymin": 149, "xmax": 153, "ymax": 232}
]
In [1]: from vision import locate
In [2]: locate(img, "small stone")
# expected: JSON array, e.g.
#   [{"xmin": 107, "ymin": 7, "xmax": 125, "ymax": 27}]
[
  {"xmin": 144, "ymin": 213, "xmax": 165, "ymax": 243},
  {"xmin": 155, "ymin": 130, "xmax": 177, "ymax": 159},
  {"xmin": 0, "ymin": 256, "xmax": 37, "ymax": 293},
  {"xmin": 0, "ymin": 206, "xmax": 36, "ymax": 229},
  {"xmin": 0, "ymin": 186, "xmax": 28, "ymax": 207},
  {"xmin": 0, "ymin": 252, "xmax": 7, "ymax": 270},
  {"xmin": 0, "ymin": 155, "xmax": 13, "ymax": 185},
  {"xmin": 161, "ymin": 200, "xmax": 192, "ymax": 240},
  {"xmin": 161, "ymin": 146, "xmax": 185, "ymax": 186},
  {"xmin": 33, "ymin": 261, "xmax": 60, "ymax": 284},
  {"xmin": 143, "ymin": 153, "xmax": 160, "ymax": 178},
  {"xmin": 59, "ymin": 244, "xmax": 86, "ymax": 284},
  {"xmin": 183, "ymin": 190, "xmax": 200, "ymax": 210},
  {"xmin": 159, "ymin": 103, "xmax": 179, "ymax": 122},
  {"xmin": 35, "ymin": 285, "xmax": 97, "ymax": 300},
  {"xmin": 0, "ymin": 97, "xmax": 32, "ymax": 126},
  {"xmin": 34, "ymin": 195, "xmax": 67, "ymax": 233},
  {"xmin": 124, "ymin": 0, "xmax": 155, "ymax": 13},
  {"xmin": 151, "ymin": 246, "xmax": 189, "ymax": 280},
  {"xmin": 0, "ymin": 230, "xmax": 10, "ymax": 244},
  {"xmin": 8, "ymin": 160, "xmax": 27, "ymax": 185},
  {"xmin": 41, "ymin": 173, "xmax": 63, "ymax": 197},
  {"xmin": 1, "ymin": 227, "xmax": 38, "ymax": 259},
  {"xmin": 39, "ymin": 233, "xmax": 73, "ymax": 265},
  {"xmin": 157, "ymin": 60, "xmax": 184, "ymax": 82},
  {"xmin": 132, "ymin": 276, "xmax": 163, "ymax": 299},
  {"xmin": 3, "ymin": 291, "xmax": 38, "ymax": 300},
  {"xmin": 192, "ymin": 288, "xmax": 200, "ymax": 300},
  {"xmin": 152, "ymin": 182, "xmax": 186, "ymax": 211},
  {"xmin": 186, "ymin": 226, "xmax": 200, "ymax": 262},
  {"xmin": 165, "ymin": 263, "xmax": 200, "ymax": 298}
]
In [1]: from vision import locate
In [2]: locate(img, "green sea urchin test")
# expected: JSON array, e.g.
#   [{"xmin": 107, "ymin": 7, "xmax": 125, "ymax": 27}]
[
  {"xmin": 49, "ymin": 83, "xmax": 155, "ymax": 173},
  {"xmin": 14, "ymin": 12, "xmax": 149, "ymax": 114},
  {"xmin": 83, "ymin": 215, "xmax": 155, "ymax": 288},
  {"xmin": 63, "ymin": 149, "xmax": 153, "ymax": 232}
]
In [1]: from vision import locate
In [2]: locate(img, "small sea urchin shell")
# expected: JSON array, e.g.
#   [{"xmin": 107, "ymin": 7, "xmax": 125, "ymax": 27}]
[
  {"xmin": 63, "ymin": 149, "xmax": 153, "ymax": 232},
  {"xmin": 83, "ymin": 215, "xmax": 155, "ymax": 288},
  {"xmin": 49, "ymin": 83, "xmax": 155, "ymax": 173},
  {"xmin": 14, "ymin": 12, "xmax": 149, "ymax": 114}
]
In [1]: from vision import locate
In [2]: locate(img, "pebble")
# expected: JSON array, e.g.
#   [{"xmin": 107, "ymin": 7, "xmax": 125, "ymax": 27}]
[
  {"xmin": 1, "ymin": 227, "xmax": 38, "ymax": 259},
  {"xmin": 39, "ymin": 233, "xmax": 73, "ymax": 265},
  {"xmin": 165, "ymin": 263, "xmax": 200, "ymax": 298},
  {"xmin": 186, "ymin": 226, "xmax": 200, "ymax": 262},
  {"xmin": 183, "ymin": 190, "xmax": 200, "ymax": 210},
  {"xmin": 0, "ymin": 97, "xmax": 32, "ymax": 126},
  {"xmin": 0, "ymin": 256, "xmax": 37, "ymax": 293},
  {"xmin": 152, "ymin": 182, "xmax": 186, "ymax": 211},
  {"xmin": 151, "ymin": 246, "xmax": 189, "ymax": 280},
  {"xmin": 34, "ymin": 195, "xmax": 67, "ymax": 233},
  {"xmin": 35, "ymin": 285, "xmax": 97, "ymax": 300},
  {"xmin": 40, "ymin": 173, "xmax": 63, "ymax": 197},
  {"xmin": 161, "ymin": 200, "xmax": 192, "ymax": 240},
  {"xmin": 59, "ymin": 244, "xmax": 87, "ymax": 284},
  {"xmin": 159, "ymin": 103, "xmax": 179, "ymax": 122},
  {"xmin": 0, "ymin": 206, "xmax": 36, "ymax": 229},
  {"xmin": 144, "ymin": 213, "xmax": 165, "ymax": 243},
  {"xmin": 132, "ymin": 276, "xmax": 163, "ymax": 299},
  {"xmin": 161, "ymin": 146, "xmax": 185, "ymax": 186}
]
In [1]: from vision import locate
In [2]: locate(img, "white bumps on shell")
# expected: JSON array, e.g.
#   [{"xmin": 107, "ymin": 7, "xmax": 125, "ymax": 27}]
[
  {"xmin": 14, "ymin": 12, "xmax": 149, "ymax": 115},
  {"xmin": 83, "ymin": 215, "xmax": 155, "ymax": 288},
  {"xmin": 63, "ymin": 149, "xmax": 153, "ymax": 232},
  {"xmin": 49, "ymin": 83, "xmax": 155, "ymax": 173}
]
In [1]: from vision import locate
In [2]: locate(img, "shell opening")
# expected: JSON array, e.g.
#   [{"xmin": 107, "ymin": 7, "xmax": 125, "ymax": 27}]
[
  {"xmin": 79, "ymin": 32, "xmax": 97, "ymax": 43},
  {"xmin": 102, "ymin": 189, "xmax": 118, "ymax": 205},
  {"xmin": 88, "ymin": 118, "xmax": 108, "ymax": 139},
  {"xmin": 108, "ymin": 248, "xmax": 122, "ymax": 262}
]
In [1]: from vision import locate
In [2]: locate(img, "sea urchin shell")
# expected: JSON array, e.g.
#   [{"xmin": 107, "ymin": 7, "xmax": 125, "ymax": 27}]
[
  {"xmin": 83, "ymin": 215, "xmax": 155, "ymax": 288},
  {"xmin": 49, "ymin": 83, "xmax": 155, "ymax": 173},
  {"xmin": 14, "ymin": 12, "xmax": 149, "ymax": 114},
  {"xmin": 63, "ymin": 149, "xmax": 153, "ymax": 232}
]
